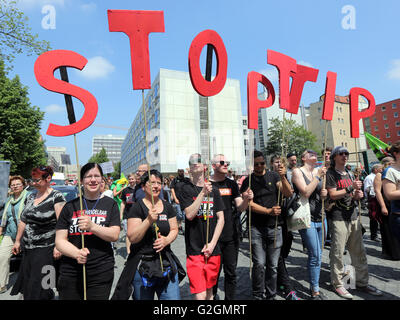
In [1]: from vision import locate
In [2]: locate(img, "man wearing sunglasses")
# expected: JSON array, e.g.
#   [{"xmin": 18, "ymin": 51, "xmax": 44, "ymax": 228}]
[
  {"xmin": 210, "ymin": 154, "xmax": 253, "ymax": 300},
  {"xmin": 326, "ymin": 146, "xmax": 383, "ymax": 299},
  {"xmin": 240, "ymin": 150, "xmax": 292, "ymax": 300},
  {"xmin": 178, "ymin": 153, "xmax": 225, "ymax": 300}
]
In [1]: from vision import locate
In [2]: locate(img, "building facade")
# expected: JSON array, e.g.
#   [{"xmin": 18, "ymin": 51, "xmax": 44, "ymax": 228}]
[
  {"xmin": 92, "ymin": 134, "xmax": 125, "ymax": 164},
  {"xmin": 307, "ymin": 95, "xmax": 367, "ymax": 164},
  {"xmin": 121, "ymin": 68, "xmax": 246, "ymax": 175},
  {"xmin": 363, "ymin": 98, "xmax": 400, "ymax": 145}
]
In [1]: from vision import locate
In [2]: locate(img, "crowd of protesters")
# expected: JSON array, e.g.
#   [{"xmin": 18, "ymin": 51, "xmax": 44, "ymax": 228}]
[{"xmin": 0, "ymin": 143, "xmax": 400, "ymax": 301}]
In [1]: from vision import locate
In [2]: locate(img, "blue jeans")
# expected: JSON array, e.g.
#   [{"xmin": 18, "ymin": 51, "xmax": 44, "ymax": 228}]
[
  {"xmin": 299, "ymin": 220, "xmax": 326, "ymax": 293},
  {"xmin": 132, "ymin": 268, "xmax": 181, "ymax": 300},
  {"xmin": 251, "ymin": 225, "xmax": 282, "ymax": 299},
  {"xmin": 389, "ymin": 213, "xmax": 400, "ymax": 244},
  {"xmin": 173, "ymin": 204, "xmax": 185, "ymax": 223}
]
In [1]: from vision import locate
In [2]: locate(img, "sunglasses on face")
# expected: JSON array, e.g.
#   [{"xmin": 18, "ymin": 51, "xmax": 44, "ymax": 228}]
[
  {"xmin": 218, "ymin": 160, "xmax": 230, "ymax": 166},
  {"xmin": 339, "ymin": 152, "xmax": 349, "ymax": 156},
  {"xmin": 31, "ymin": 178, "xmax": 42, "ymax": 183},
  {"xmin": 189, "ymin": 157, "xmax": 202, "ymax": 165}
]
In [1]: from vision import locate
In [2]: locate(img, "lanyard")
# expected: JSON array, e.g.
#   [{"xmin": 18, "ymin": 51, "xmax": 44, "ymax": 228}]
[{"xmin": 83, "ymin": 197, "xmax": 100, "ymax": 214}]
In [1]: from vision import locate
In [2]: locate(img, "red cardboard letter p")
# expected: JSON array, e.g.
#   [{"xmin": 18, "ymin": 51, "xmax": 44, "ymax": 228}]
[
  {"xmin": 247, "ymin": 71, "xmax": 275, "ymax": 129},
  {"xmin": 349, "ymin": 87, "xmax": 376, "ymax": 138}
]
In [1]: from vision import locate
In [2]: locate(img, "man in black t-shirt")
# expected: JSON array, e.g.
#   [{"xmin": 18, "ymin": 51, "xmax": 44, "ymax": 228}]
[
  {"xmin": 326, "ymin": 146, "xmax": 382, "ymax": 299},
  {"xmin": 240, "ymin": 150, "xmax": 292, "ymax": 300},
  {"xmin": 120, "ymin": 173, "xmax": 136, "ymax": 255},
  {"xmin": 170, "ymin": 169, "xmax": 190, "ymax": 234},
  {"xmin": 210, "ymin": 154, "xmax": 253, "ymax": 300},
  {"xmin": 178, "ymin": 153, "xmax": 225, "ymax": 300}
]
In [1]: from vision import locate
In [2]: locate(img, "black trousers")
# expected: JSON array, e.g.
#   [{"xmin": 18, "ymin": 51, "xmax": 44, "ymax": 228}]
[
  {"xmin": 212, "ymin": 239, "xmax": 239, "ymax": 300},
  {"xmin": 58, "ymin": 270, "xmax": 114, "ymax": 300}
]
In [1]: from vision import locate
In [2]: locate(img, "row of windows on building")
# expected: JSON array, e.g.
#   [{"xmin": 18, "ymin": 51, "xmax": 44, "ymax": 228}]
[
  {"xmin": 380, "ymin": 103, "xmax": 397, "ymax": 111},
  {"xmin": 372, "ymin": 112, "xmax": 398, "ymax": 122},
  {"xmin": 375, "ymin": 131, "xmax": 400, "ymax": 139}
]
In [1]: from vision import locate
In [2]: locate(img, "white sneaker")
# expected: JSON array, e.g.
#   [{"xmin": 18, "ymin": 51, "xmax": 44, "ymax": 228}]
[{"xmin": 334, "ymin": 286, "xmax": 353, "ymax": 299}]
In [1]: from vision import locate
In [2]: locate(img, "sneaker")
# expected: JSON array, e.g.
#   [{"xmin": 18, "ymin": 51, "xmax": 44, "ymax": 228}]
[
  {"xmin": 0, "ymin": 286, "xmax": 7, "ymax": 294},
  {"xmin": 286, "ymin": 290, "xmax": 301, "ymax": 300},
  {"xmin": 311, "ymin": 291, "xmax": 328, "ymax": 300},
  {"xmin": 334, "ymin": 286, "xmax": 353, "ymax": 299},
  {"xmin": 356, "ymin": 285, "xmax": 383, "ymax": 296}
]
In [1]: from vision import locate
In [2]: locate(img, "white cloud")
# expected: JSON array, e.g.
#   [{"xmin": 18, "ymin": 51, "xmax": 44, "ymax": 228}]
[
  {"xmin": 44, "ymin": 104, "xmax": 64, "ymax": 113},
  {"xmin": 80, "ymin": 2, "xmax": 96, "ymax": 12},
  {"xmin": 76, "ymin": 56, "xmax": 115, "ymax": 80},
  {"xmin": 258, "ymin": 68, "xmax": 279, "ymax": 84},
  {"xmin": 387, "ymin": 59, "xmax": 400, "ymax": 80},
  {"xmin": 298, "ymin": 60, "xmax": 314, "ymax": 68}
]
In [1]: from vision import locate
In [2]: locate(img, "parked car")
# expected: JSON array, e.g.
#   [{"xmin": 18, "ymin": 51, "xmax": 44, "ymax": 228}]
[{"xmin": 52, "ymin": 185, "xmax": 79, "ymax": 202}]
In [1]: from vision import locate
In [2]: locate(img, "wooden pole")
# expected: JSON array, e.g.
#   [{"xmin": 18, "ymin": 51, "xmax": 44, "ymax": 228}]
[
  {"xmin": 321, "ymin": 120, "xmax": 329, "ymax": 250},
  {"xmin": 142, "ymin": 90, "xmax": 163, "ymax": 272},
  {"xmin": 354, "ymin": 138, "xmax": 362, "ymax": 222},
  {"xmin": 73, "ymin": 134, "xmax": 87, "ymax": 300}
]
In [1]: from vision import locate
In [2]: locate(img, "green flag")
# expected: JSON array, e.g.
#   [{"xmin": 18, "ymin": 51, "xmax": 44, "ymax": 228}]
[{"xmin": 365, "ymin": 132, "xmax": 389, "ymax": 160}]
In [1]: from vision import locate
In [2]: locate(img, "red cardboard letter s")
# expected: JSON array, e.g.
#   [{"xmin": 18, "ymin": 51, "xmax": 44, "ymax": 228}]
[{"xmin": 34, "ymin": 50, "xmax": 98, "ymax": 137}]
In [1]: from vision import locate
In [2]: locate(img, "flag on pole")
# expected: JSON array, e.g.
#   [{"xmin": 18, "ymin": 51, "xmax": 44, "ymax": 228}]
[{"xmin": 365, "ymin": 132, "xmax": 390, "ymax": 160}]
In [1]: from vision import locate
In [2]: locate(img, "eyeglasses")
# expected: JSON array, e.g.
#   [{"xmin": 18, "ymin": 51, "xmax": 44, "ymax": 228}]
[
  {"xmin": 10, "ymin": 184, "xmax": 23, "ymax": 188},
  {"xmin": 218, "ymin": 160, "xmax": 230, "ymax": 166},
  {"xmin": 31, "ymin": 178, "xmax": 42, "ymax": 183},
  {"xmin": 254, "ymin": 162, "xmax": 266, "ymax": 166},
  {"xmin": 83, "ymin": 175, "xmax": 102, "ymax": 180}
]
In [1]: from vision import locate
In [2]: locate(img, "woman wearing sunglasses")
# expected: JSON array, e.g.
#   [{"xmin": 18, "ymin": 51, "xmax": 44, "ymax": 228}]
[
  {"xmin": 11, "ymin": 166, "xmax": 66, "ymax": 300},
  {"xmin": 291, "ymin": 149, "xmax": 328, "ymax": 300},
  {"xmin": 0, "ymin": 176, "xmax": 29, "ymax": 294},
  {"xmin": 55, "ymin": 163, "xmax": 121, "ymax": 300}
]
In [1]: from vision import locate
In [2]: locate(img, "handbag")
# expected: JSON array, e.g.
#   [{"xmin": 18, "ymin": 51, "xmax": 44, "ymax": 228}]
[{"xmin": 287, "ymin": 195, "xmax": 311, "ymax": 231}]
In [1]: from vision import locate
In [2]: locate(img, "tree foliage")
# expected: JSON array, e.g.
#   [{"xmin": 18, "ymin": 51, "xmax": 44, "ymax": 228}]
[
  {"xmin": 0, "ymin": 0, "xmax": 51, "ymax": 68},
  {"xmin": 111, "ymin": 161, "xmax": 121, "ymax": 180},
  {"xmin": 265, "ymin": 117, "xmax": 320, "ymax": 158},
  {"xmin": 0, "ymin": 59, "xmax": 46, "ymax": 177},
  {"xmin": 88, "ymin": 148, "xmax": 109, "ymax": 164}
]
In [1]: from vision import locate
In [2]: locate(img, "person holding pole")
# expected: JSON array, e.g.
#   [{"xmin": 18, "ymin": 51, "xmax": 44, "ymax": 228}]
[
  {"xmin": 55, "ymin": 163, "xmax": 121, "ymax": 300},
  {"xmin": 128, "ymin": 169, "xmax": 184, "ymax": 300},
  {"xmin": 11, "ymin": 166, "xmax": 66, "ymax": 300},
  {"xmin": 178, "ymin": 153, "xmax": 225, "ymax": 300},
  {"xmin": 210, "ymin": 154, "xmax": 253, "ymax": 300},
  {"xmin": 326, "ymin": 146, "xmax": 383, "ymax": 299},
  {"xmin": 291, "ymin": 149, "xmax": 328, "ymax": 300},
  {"xmin": 240, "ymin": 150, "xmax": 292, "ymax": 300}
]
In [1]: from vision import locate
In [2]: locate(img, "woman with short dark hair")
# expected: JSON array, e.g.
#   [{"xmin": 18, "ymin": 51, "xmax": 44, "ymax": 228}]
[
  {"xmin": 11, "ymin": 166, "xmax": 66, "ymax": 300},
  {"xmin": 0, "ymin": 176, "xmax": 29, "ymax": 294},
  {"xmin": 55, "ymin": 163, "xmax": 121, "ymax": 300}
]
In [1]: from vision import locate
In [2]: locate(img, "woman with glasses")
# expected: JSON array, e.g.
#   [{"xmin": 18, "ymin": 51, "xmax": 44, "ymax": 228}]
[
  {"xmin": 55, "ymin": 163, "xmax": 120, "ymax": 300},
  {"xmin": 0, "ymin": 176, "xmax": 29, "ymax": 294},
  {"xmin": 112, "ymin": 169, "xmax": 185, "ymax": 300},
  {"xmin": 11, "ymin": 166, "xmax": 66, "ymax": 300},
  {"xmin": 291, "ymin": 149, "xmax": 328, "ymax": 300}
]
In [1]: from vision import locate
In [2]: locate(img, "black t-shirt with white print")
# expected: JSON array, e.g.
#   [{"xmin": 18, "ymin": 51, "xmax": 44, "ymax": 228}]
[
  {"xmin": 179, "ymin": 181, "xmax": 225, "ymax": 256},
  {"xmin": 212, "ymin": 178, "xmax": 240, "ymax": 242},
  {"xmin": 127, "ymin": 199, "xmax": 176, "ymax": 255},
  {"xmin": 325, "ymin": 167, "xmax": 357, "ymax": 221},
  {"xmin": 56, "ymin": 196, "xmax": 121, "ymax": 278},
  {"xmin": 121, "ymin": 186, "xmax": 136, "ymax": 219}
]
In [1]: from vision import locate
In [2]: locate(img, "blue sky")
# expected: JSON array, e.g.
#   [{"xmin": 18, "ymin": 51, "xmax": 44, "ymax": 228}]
[{"xmin": 9, "ymin": 0, "xmax": 400, "ymax": 165}]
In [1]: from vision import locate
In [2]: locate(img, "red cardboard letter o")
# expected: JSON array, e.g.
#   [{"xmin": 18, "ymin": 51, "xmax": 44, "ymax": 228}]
[
  {"xmin": 188, "ymin": 30, "xmax": 228, "ymax": 97},
  {"xmin": 34, "ymin": 50, "xmax": 98, "ymax": 137}
]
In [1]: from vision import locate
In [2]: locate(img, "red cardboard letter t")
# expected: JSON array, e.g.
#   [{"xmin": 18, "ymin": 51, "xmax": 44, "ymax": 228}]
[
  {"xmin": 107, "ymin": 10, "xmax": 165, "ymax": 90},
  {"xmin": 287, "ymin": 64, "xmax": 319, "ymax": 114},
  {"xmin": 34, "ymin": 50, "xmax": 98, "ymax": 137},
  {"xmin": 188, "ymin": 30, "xmax": 228, "ymax": 97},
  {"xmin": 322, "ymin": 71, "xmax": 337, "ymax": 121},
  {"xmin": 247, "ymin": 71, "xmax": 275, "ymax": 129},
  {"xmin": 349, "ymin": 87, "xmax": 376, "ymax": 138},
  {"xmin": 267, "ymin": 50, "xmax": 297, "ymax": 110}
]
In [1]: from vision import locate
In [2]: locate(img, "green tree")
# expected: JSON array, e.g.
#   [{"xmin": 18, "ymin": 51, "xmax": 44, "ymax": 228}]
[
  {"xmin": 0, "ymin": 0, "xmax": 51, "ymax": 68},
  {"xmin": 88, "ymin": 147, "xmax": 109, "ymax": 164},
  {"xmin": 265, "ymin": 117, "xmax": 320, "ymax": 158},
  {"xmin": 0, "ymin": 59, "xmax": 46, "ymax": 177},
  {"xmin": 111, "ymin": 161, "xmax": 121, "ymax": 180}
]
